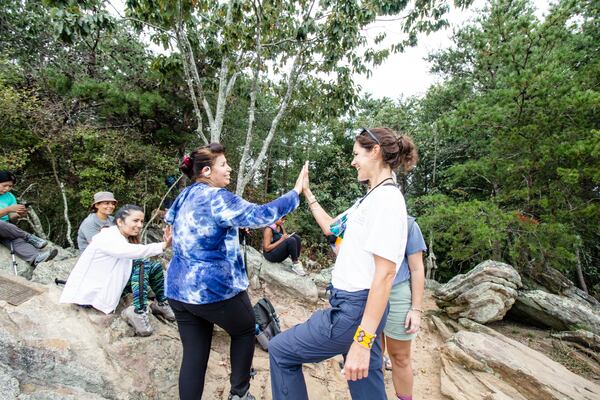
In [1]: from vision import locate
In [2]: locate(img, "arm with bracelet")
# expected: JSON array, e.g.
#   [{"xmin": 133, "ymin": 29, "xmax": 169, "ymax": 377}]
[{"xmin": 345, "ymin": 254, "xmax": 397, "ymax": 381}]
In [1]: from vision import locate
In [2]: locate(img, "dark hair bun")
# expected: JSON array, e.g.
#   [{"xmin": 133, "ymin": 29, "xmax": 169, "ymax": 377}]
[
  {"xmin": 179, "ymin": 143, "xmax": 225, "ymax": 181},
  {"xmin": 355, "ymin": 127, "xmax": 418, "ymax": 173}
]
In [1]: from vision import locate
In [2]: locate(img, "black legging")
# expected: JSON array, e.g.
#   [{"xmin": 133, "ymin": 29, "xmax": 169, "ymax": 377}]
[
  {"xmin": 264, "ymin": 234, "xmax": 301, "ymax": 263},
  {"xmin": 169, "ymin": 291, "xmax": 256, "ymax": 399}
]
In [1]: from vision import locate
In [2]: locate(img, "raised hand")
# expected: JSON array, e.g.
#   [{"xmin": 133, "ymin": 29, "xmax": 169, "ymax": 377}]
[
  {"xmin": 302, "ymin": 161, "xmax": 311, "ymax": 194},
  {"xmin": 293, "ymin": 161, "xmax": 309, "ymax": 194}
]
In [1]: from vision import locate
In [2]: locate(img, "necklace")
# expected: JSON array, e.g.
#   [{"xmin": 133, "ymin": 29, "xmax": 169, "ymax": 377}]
[{"xmin": 358, "ymin": 177, "xmax": 394, "ymax": 206}]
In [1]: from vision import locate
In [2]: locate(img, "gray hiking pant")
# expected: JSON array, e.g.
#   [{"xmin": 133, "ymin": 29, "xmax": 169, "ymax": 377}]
[{"xmin": 0, "ymin": 220, "xmax": 38, "ymax": 264}]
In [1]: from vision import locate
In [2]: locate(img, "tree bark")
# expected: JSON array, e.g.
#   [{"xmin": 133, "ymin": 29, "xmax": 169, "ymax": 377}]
[
  {"xmin": 575, "ymin": 237, "xmax": 588, "ymax": 293},
  {"xmin": 236, "ymin": 3, "xmax": 262, "ymax": 195},
  {"xmin": 46, "ymin": 145, "xmax": 74, "ymax": 248},
  {"xmin": 237, "ymin": 52, "xmax": 302, "ymax": 194},
  {"xmin": 25, "ymin": 207, "xmax": 47, "ymax": 240}
]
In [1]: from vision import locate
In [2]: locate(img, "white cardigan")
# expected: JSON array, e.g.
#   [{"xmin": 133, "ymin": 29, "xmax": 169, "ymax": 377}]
[{"xmin": 60, "ymin": 226, "xmax": 164, "ymax": 314}]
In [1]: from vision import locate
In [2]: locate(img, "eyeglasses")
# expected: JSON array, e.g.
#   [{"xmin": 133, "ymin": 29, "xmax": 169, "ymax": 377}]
[{"xmin": 358, "ymin": 127, "xmax": 380, "ymax": 145}]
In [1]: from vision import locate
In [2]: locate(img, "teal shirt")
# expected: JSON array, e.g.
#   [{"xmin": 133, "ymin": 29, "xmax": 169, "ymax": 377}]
[{"xmin": 0, "ymin": 192, "xmax": 17, "ymax": 222}]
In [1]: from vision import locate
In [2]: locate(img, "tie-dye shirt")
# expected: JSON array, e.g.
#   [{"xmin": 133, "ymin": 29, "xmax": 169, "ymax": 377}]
[{"xmin": 165, "ymin": 183, "xmax": 299, "ymax": 304}]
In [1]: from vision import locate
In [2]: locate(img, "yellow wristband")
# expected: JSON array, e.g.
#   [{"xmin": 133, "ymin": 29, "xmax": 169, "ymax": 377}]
[{"xmin": 353, "ymin": 325, "xmax": 376, "ymax": 349}]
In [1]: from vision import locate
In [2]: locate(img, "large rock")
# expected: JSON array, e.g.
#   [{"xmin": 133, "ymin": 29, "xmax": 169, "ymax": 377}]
[
  {"xmin": 0, "ymin": 241, "xmax": 77, "ymax": 280},
  {"xmin": 436, "ymin": 318, "xmax": 600, "ymax": 400},
  {"xmin": 0, "ymin": 244, "xmax": 32, "ymax": 278},
  {"xmin": 511, "ymin": 289, "xmax": 600, "ymax": 334},
  {"xmin": 550, "ymin": 330, "xmax": 600, "ymax": 352},
  {"xmin": 245, "ymin": 246, "xmax": 319, "ymax": 303},
  {"xmin": 434, "ymin": 260, "xmax": 522, "ymax": 323},
  {"xmin": 0, "ymin": 270, "xmax": 359, "ymax": 399},
  {"xmin": 310, "ymin": 266, "xmax": 333, "ymax": 298},
  {"xmin": 31, "ymin": 256, "xmax": 78, "ymax": 285}
]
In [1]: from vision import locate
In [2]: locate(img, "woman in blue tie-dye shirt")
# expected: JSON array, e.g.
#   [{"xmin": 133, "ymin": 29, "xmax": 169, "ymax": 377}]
[{"xmin": 165, "ymin": 143, "xmax": 307, "ymax": 400}]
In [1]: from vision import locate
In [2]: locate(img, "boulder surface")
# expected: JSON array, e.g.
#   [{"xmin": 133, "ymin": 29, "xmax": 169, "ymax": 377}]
[{"xmin": 434, "ymin": 260, "xmax": 522, "ymax": 323}]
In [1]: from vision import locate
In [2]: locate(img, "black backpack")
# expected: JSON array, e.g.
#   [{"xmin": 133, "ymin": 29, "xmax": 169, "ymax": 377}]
[{"xmin": 253, "ymin": 297, "xmax": 281, "ymax": 351}]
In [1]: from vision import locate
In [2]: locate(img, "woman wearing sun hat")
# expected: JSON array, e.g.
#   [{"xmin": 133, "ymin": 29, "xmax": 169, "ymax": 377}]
[{"xmin": 77, "ymin": 191, "xmax": 118, "ymax": 252}]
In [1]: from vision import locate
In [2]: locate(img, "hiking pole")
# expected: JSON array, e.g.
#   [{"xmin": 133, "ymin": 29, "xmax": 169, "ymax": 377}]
[{"xmin": 10, "ymin": 241, "xmax": 18, "ymax": 275}]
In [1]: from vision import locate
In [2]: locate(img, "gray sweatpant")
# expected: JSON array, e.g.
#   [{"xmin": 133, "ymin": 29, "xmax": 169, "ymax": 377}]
[{"xmin": 0, "ymin": 220, "xmax": 38, "ymax": 264}]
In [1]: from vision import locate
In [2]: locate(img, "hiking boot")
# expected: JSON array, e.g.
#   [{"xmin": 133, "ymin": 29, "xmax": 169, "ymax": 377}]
[
  {"xmin": 150, "ymin": 301, "xmax": 176, "ymax": 322},
  {"xmin": 121, "ymin": 305, "xmax": 153, "ymax": 336},
  {"xmin": 32, "ymin": 248, "xmax": 58, "ymax": 267},
  {"xmin": 291, "ymin": 261, "xmax": 306, "ymax": 276},
  {"xmin": 228, "ymin": 391, "xmax": 256, "ymax": 400},
  {"xmin": 25, "ymin": 234, "xmax": 48, "ymax": 249}
]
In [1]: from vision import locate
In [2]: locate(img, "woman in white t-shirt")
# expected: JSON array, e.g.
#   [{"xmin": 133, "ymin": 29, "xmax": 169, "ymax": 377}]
[{"xmin": 269, "ymin": 127, "xmax": 417, "ymax": 400}]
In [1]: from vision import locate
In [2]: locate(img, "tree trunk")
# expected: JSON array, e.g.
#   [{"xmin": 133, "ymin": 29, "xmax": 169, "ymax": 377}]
[
  {"xmin": 575, "ymin": 238, "xmax": 588, "ymax": 293},
  {"xmin": 46, "ymin": 145, "xmax": 74, "ymax": 248},
  {"xmin": 25, "ymin": 207, "xmax": 47, "ymax": 240},
  {"xmin": 235, "ymin": 6, "xmax": 262, "ymax": 196},
  {"xmin": 237, "ymin": 52, "xmax": 302, "ymax": 194}
]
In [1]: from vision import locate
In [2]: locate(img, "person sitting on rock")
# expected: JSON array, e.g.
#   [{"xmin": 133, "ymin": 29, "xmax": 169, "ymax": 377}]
[
  {"xmin": 262, "ymin": 216, "xmax": 306, "ymax": 276},
  {"xmin": 60, "ymin": 204, "xmax": 175, "ymax": 336},
  {"xmin": 0, "ymin": 170, "xmax": 57, "ymax": 267},
  {"xmin": 77, "ymin": 191, "xmax": 117, "ymax": 252}
]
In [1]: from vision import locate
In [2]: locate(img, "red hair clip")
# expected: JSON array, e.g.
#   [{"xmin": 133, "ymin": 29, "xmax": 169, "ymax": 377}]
[{"xmin": 182, "ymin": 155, "xmax": 192, "ymax": 168}]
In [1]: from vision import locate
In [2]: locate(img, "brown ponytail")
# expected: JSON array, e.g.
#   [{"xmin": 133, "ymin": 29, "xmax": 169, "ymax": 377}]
[{"xmin": 355, "ymin": 127, "xmax": 418, "ymax": 173}]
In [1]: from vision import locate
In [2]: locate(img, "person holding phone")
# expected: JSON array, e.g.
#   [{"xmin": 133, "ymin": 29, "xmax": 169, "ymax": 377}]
[
  {"xmin": 0, "ymin": 170, "xmax": 57, "ymax": 266},
  {"xmin": 262, "ymin": 216, "xmax": 306, "ymax": 275}
]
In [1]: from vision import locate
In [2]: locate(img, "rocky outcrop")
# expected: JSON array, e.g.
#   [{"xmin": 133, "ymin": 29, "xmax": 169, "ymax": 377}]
[
  {"xmin": 0, "ymin": 241, "xmax": 77, "ymax": 281},
  {"xmin": 434, "ymin": 260, "xmax": 522, "ymax": 324},
  {"xmin": 520, "ymin": 264, "xmax": 600, "ymax": 308},
  {"xmin": 310, "ymin": 266, "xmax": 333, "ymax": 298},
  {"xmin": 551, "ymin": 330, "xmax": 600, "ymax": 352},
  {"xmin": 0, "ymin": 244, "xmax": 31, "ymax": 278},
  {"xmin": 0, "ymin": 270, "xmax": 358, "ymax": 399},
  {"xmin": 435, "ymin": 317, "xmax": 600, "ymax": 400},
  {"xmin": 31, "ymin": 257, "xmax": 78, "ymax": 285},
  {"xmin": 245, "ymin": 246, "xmax": 319, "ymax": 303},
  {"xmin": 511, "ymin": 290, "xmax": 600, "ymax": 334}
]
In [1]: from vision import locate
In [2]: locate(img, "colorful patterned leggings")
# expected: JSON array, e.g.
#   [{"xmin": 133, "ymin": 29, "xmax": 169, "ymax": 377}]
[{"xmin": 123, "ymin": 258, "xmax": 167, "ymax": 312}]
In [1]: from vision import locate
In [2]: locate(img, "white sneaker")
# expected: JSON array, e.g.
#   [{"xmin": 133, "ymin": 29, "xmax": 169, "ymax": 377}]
[
  {"xmin": 291, "ymin": 261, "xmax": 306, "ymax": 276},
  {"xmin": 121, "ymin": 305, "xmax": 153, "ymax": 336}
]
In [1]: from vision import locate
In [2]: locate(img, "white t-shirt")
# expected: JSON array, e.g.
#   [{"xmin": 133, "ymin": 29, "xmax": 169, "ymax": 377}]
[{"xmin": 331, "ymin": 185, "xmax": 408, "ymax": 292}]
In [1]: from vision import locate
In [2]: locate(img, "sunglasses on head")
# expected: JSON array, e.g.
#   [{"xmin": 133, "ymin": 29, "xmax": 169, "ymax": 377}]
[{"xmin": 358, "ymin": 127, "xmax": 380, "ymax": 145}]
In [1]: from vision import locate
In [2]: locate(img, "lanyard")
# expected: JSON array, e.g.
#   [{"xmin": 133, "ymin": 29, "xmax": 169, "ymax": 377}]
[{"xmin": 357, "ymin": 177, "xmax": 394, "ymax": 207}]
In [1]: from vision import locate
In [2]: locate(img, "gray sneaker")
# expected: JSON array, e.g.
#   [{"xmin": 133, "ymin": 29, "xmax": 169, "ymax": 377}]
[
  {"xmin": 291, "ymin": 261, "xmax": 306, "ymax": 276},
  {"xmin": 32, "ymin": 248, "xmax": 58, "ymax": 267},
  {"xmin": 25, "ymin": 234, "xmax": 48, "ymax": 249},
  {"xmin": 150, "ymin": 301, "xmax": 176, "ymax": 322},
  {"xmin": 228, "ymin": 391, "xmax": 256, "ymax": 400},
  {"xmin": 121, "ymin": 305, "xmax": 153, "ymax": 336}
]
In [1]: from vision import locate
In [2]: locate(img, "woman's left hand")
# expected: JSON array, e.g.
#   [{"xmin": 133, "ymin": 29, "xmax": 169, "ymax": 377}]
[
  {"xmin": 163, "ymin": 225, "xmax": 173, "ymax": 248},
  {"xmin": 405, "ymin": 309, "xmax": 422, "ymax": 334},
  {"xmin": 344, "ymin": 341, "xmax": 371, "ymax": 381}
]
